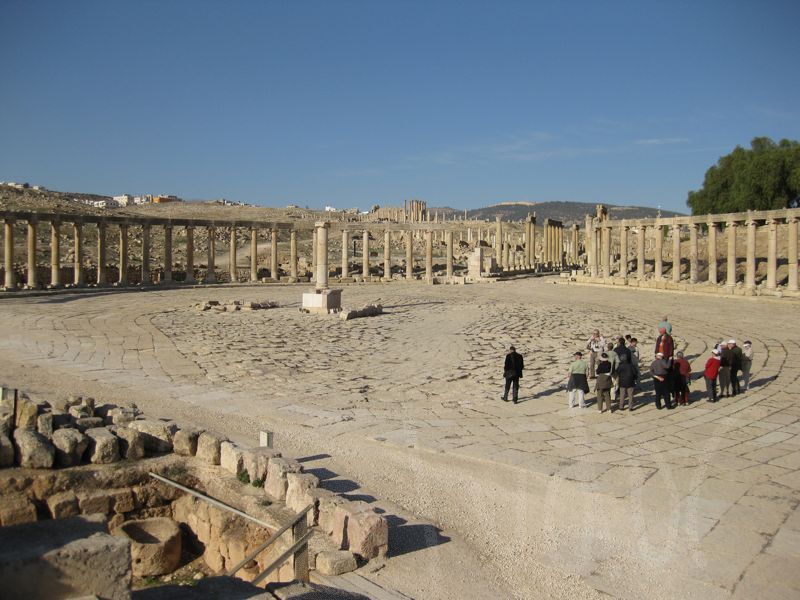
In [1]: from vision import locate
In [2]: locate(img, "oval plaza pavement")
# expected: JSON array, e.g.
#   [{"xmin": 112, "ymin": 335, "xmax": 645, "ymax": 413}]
[{"xmin": 0, "ymin": 278, "xmax": 798, "ymax": 599}]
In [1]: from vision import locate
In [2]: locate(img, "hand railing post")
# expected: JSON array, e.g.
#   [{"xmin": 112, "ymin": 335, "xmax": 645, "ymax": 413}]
[{"xmin": 292, "ymin": 512, "xmax": 309, "ymax": 583}]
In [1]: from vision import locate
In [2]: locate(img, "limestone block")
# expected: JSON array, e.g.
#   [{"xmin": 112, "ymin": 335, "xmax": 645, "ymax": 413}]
[
  {"xmin": 243, "ymin": 447, "xmax": 281, "ymax": 483},
  {"xmin": 47, "ymin": 490, "xmax": 80, "ymax": 519},
  {"xmin": 113, "ymin": 426, "xmax": 146, "ymax": 460},
  {"xmin": 0, "ymin": 433, "xmax": 14, "ymax": 468},
  {"xmin": 106, "ymin": 407, "xmax": 137, "ymax": 426},
  {"xmin": 347, "ymin": 510, "xmax": 389, "ymax": 559},
  {"xmin": 0, "ymin": 493, "xmax": 37, "ymax": 526},
  {"xmin": 49, "ymin": 395, "xmax": 82, "ymax": 413},
  {"xmin": 220, "ymin": 441, "xmax": 245, "ymax": 475},
  {"xmin": 85, "ymin": 428, "xmax": 120, "ymax": 464},
  {"xmin": 52, "ymin": 428, "xmax": 89, "ymax": 467},
  {"xmin": 36, "ymin": 412, "xmax": 54, "ymax": 439},
  {"xmin": 332, "ymin": 501, "xmax": 371, "ymax": 549},
  {"xmin": 265, "ymin": 457, "xmax": 303, "ymax": 501},
  {"xmin": 0, "ymin": 410, "xmax": 13, "ymax": 438},
  {"xmin": 285, "ymin": 472, "xmax": 320, "ymax": 514},
  {"xmin": 75, "ymin": 417, "xmax": 104, "ymax": 432},
  {"xmin": 15, "ymin": 397, "xmax": 40, "ymax": 429},
  {"xmin": 127, "ymin": 419, "xmax": 176, "ymax": 453},
  {"xmin": 173, "ymin": 427, "xmax": 201, "ymax": 456},
  {"xmin": 196, "ymin": 431, "xmax": 227, "ymax": 465},
  {"xmin": 317, "ymin": 490, "xmax": 346, "ymax": 535},
  {"xmin": 77, "ymin": 489, "xmax": 112, "ymax": 515},
  {"xmin": 51, "ymin": 410, "xmax": 72, "ymax": 429},
  {"xmin": 81, "ymin": 396, "xmax": 96, "ymax": 412},
  {"xmin": 0, "ymin": 514, "xmax": 131, "ymax": 600},
  {"xmin": 109, "ymin": 489, "xmax": 136, "ymax": 514},
  {"xmin": 13, "ymin": 429, "xmax": 55, "ymax": 468},
  {"xmin": 113, "ymin": 517, "xmax": 181, "ymax": 577},
  {"xmin": 69, "ymin": 404, "xmax": 92, "ymax": 420},
  {"xmin": 315, "ymin": 550, "xmax": 358, "ymax": 576}
]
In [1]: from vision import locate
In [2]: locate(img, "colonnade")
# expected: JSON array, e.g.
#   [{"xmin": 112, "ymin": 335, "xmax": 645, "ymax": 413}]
[
  {"xmin": 2, "ymin": 209, "xmax": 579, "ymax": 291},
  {"xmin": 580, "ymin": 207, "xmax": 800, "ymax": 295}
]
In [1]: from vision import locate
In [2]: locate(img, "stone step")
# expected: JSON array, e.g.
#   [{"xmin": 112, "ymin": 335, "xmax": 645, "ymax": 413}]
[{"xmin": 311, "ymin": 571, "xmax": 413, "ymax": 600}]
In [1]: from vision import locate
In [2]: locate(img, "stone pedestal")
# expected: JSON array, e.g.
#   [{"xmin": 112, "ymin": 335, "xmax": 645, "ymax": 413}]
[{"xmin": 301, "ymin": 288, "xmax": 342, "ymax": 314}]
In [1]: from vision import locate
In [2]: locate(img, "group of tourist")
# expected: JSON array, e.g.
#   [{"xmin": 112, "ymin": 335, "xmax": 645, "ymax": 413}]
[{"xmin": 556, "ymin": 316, "xmax": 754, "ymax": 413}]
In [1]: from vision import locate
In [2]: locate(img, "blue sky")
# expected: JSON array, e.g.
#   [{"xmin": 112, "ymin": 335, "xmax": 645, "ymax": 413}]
[{"xmin": 1, "ymin": 1, "xmax": 798, "ymax": 213}]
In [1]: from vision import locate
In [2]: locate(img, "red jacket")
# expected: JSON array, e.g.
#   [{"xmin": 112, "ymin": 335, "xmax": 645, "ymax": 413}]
[
  {"xmin": 704, "ymin": 356, "xmax": 721, "ymax": 379},
  {"xmin": 655, "ymin": 334, "xmax": 674, "ymax": 359},
  {"xmin": 675, "ymin": 357, "xmax": 691, "ymax": 377}
]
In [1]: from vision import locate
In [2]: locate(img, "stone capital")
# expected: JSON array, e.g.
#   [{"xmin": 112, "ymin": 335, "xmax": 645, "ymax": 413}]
[{"xmin": 314, "ymin": 221, "xmax": 330, "ymax": 229}]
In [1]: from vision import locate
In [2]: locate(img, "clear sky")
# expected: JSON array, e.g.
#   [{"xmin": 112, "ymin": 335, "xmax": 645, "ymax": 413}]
[{"xmin": 1, "ymin": 1, "xmax": 798, "ymax": 213}]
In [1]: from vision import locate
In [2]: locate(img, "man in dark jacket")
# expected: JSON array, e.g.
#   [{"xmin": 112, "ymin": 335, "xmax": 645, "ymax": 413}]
[
  {"xmin": 502, "ymin": 346, "xmax": 524, "ymax": 404},
  {"xmin": 728, "ymin": 340, "xmax": 743, "ymax": 396},
  {"xmin": 617, "ymin": 354, "xmax": 637, "ymax": 411},
  {"xmin": 650, "ymin": 352, "xmax": 673, "ymax": 409}
]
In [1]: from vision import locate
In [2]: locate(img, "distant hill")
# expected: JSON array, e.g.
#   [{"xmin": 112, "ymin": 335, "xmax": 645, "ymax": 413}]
[{"xmin": 431, "ymin": 201, "xmax": 684, "ymax": 225}]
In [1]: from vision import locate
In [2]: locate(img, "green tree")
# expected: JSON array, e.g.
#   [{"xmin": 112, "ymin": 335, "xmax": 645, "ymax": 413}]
[{"xmin": 687, "ymin": 137, "xmax": 800, "ymax": 215}]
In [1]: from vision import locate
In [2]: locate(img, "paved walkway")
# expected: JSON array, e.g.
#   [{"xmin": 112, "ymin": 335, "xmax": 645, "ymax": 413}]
[{"xmin": 0, "ymin": 280, "xmax": 798, "ymax": 599}]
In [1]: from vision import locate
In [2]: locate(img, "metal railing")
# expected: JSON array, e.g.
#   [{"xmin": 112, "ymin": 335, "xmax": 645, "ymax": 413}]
[{"xmin": 149, "ymin": 472, "xmax": 312, "ymax": 584}]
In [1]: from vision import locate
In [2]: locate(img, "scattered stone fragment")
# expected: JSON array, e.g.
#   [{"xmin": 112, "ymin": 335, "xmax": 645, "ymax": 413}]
[
  {"xmin": 173, "ymin": 427, "xmax": 201, "ymax": 456},
  {"xmin": 315, "ymin": 550, "xmax": 358, "ymax": 576},
  {"xmin": 15, "ymin": 397, "xmax": 40, "ymax": 429},
  {"xmin": 13, "ymin": 429, "xmax": 55, "ymax": 468},
  {"xmin": 285, "ymin": 472, "xmax": 320, "ymax": 513},
  {"xmin": 0, "ymin": 410, "xmax": 13, "ymax": 437},
  {"xmin": 77, "ymin": 489, "xmax": 112, "ymax": 515},
  {"xmin": 85, "ymin": 427, "xmax": 120, "ymax": 464},
  {"xmin": 196, "ymin": 430, "xmax": 227, "ymax": 465},
  {"xmin": 68, "ymin": 404, "xmax": 92, "ymax": 420},
  {"xmin": 220, "ymin": 441, "xmax": 244, "ymax": 475},
  {"xmin": 113, "ymin": 426, "xmax": 146, "ymax": 460},
  {"xmin": 47, "ymin": 490, "xmax": 80, "ymax": 519},
  {"xmin": 0, "ymin": 494, "xmax": 37, "ymax": 526},
  {"xmin": 75, "ymin": 417, "xmax": 104, "ymax": 432},
  {"xmin": 36, "ymin": 412, "xmax": 54, "ymax": 439},
  {"xmin": 243, "ymin": 447, "xmax": 281, "ymax": 483},
  {"xmin": 52, "ymin": 428, "xmax": 89, "ymax": 467},
  {"xmin": 127, "ymin": 419, "xmax": 176, "ymax": 453},
  {"xmin": 265, "ymin": 457, "xmax": 303, "ymax": 500}
]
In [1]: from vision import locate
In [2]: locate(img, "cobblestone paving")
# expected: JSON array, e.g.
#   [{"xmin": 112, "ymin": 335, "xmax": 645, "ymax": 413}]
[{"xmin": 1, "ymin": 280, "xmax": 798, "ymax": 599}]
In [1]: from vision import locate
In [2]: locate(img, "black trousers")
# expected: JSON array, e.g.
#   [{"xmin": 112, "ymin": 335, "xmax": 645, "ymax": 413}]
[
  {"xmin": 654, "ymin": 378, "xmax": 671, "ymax": 409},
  {"xmin": 730, "ymin": 368, "xmax": 741, "ymax": 395},
  {"xmin": 503, "ymin": 376, "xmax": 519, "ymax": 401}
]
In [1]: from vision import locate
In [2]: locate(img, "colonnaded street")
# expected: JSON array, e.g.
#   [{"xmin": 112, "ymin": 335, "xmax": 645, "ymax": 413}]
[{"xmin": 1, "ymin": 278, "xmax": 799, "ymax": 599}]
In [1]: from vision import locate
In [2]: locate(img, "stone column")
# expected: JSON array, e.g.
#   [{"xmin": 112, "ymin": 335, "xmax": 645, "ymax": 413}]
[
  {"xmin": 383, "ymin": 230, "xmax": 391, "ymax": 280},
  {"xmin": 185, "ymin": 226, "xmax": 195, "ymax": 284},
  {"xmin": 689, "ymin": 223, "xmax": 699, "ymax": 284},
  {"xmin": 766, "ymin": 218, "xmax": 777, "ymax": 290},
  {"xmin": 788, "ymin": 217, "xmax": 798, "ymax": 292},
  {"xmin": 50, "ymin": 220, "xmax": 61, "ymax": 287},
  {"xmin": 311, "ymin": 229, "xmax": 317, "ymax": 276},
  {"xmin": 229, "ymin": 225, "xmax": 237, "ymax": 283},
  {"xmin": 601, "ymin": 226, "xmax": 611, "ymax": 278},
  {"xmin": 141, "ymin": 224, "xmax": 151, "ymax": 284},
  {"xmin": 654, "ymin": 225, "xmax": 663, "ymax": 280},
  {"xmin": 495, "ymin": 218, "xmax": 502, "ymax": 263},
  {"xmin": 341, "ymin": 230, "xmax": 349, "ymax": 278},
  {"xmin": 163, "ymin": 225, "xmax": 172, "ymax": 283},
  {"xmin": 745, "ymin": 218, "xmax": 756, "ymax": 290},
  {"xmin": 671, "ymin": 223, "xmax": 681, "ymax": 283},
  {"xmin": 726, "ymin": 221, "xmax": 737, "ymax": 289},
  {"xmin": 446, "ymin": 230, "xmax": 454, "ymax": 277},
  {"xmin": 118, "ymin": 225, "xmax": 129, "ymax": 285},
  {"xmin": 72, "ymin": 223, "xmax": 83, "ymax": 286},
  {"xmin": 26, "ymin": 220, "xmax": 38, "ymax": 288},
  {"xmin": 362, "ymin": 230, "xmax": 369, "ymax": 279},
  {"xmin": 315, "ymin": 221, "xmax": 329, "ymax": 290},
  {"xmin": 270, "ymin": 228, "xmax": 279, "ymax": 280},
  {"xmin": 619, "ymin": 225, "xmax": 628, "ymax": 278},
  {"xmin": 406, "ymin": 232, "xmax": 413, "ymax": 280},
  {"xmin": 290, "ymin": 230, "xmax": 298, "ymax": 281},
  {"xmin": 250, "ymin": 227, "xmax": 259, "ymax": 282},
  {"xmin": 542, "ymin": 219, "xmax": 549, "ymax": 265},
  {"xmin": 585, "ymin": 216, "xmax": 594, "ymax": 275},
  {"xmin": 3, "ymin": 218, "xmax": 15, "ymax": 289},
  {"xmin": 571, "ymin": 225, "xmax": 579, "ymax": 265},
  {"xmin": 206, "ymin": 226, "xmax": 216, "ymax": 283},
  {"xmin": 97, "ymin": 223, "xmax": 107, "ymax": 285},
  {"xmin": 425, "ymin": 230, "xmax": 433, "ymax": 282},
  {"xmin": 637, "ymin": 225, "xmax": 645, "ymax": 280},
  {"xmin": 707, "ymin": 222, "xmax": 718, "ymax": 284},
  {"xmin": 558, "ymin": 226, "xmax": 564, "ymax": 266}
]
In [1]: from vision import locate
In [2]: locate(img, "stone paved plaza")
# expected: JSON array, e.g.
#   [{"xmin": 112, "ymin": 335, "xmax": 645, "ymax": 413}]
[{"xmin": 1, "ymin": 279, "xmax": 799, "ymax": 599}]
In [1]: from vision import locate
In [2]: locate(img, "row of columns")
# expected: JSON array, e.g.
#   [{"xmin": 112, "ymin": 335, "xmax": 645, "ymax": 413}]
[
  {"xmin": 588, "ymin": 216, "xmax": 798, "ymax": 292},
  {"xmin": 2, "ymin": 219, "xmax": 291, "ymax": 289}
]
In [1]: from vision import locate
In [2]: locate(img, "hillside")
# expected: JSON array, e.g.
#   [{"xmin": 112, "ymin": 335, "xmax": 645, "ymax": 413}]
[{"xmin": 431, "ymin": 201, "xmax": 683, "ymax": 225}]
